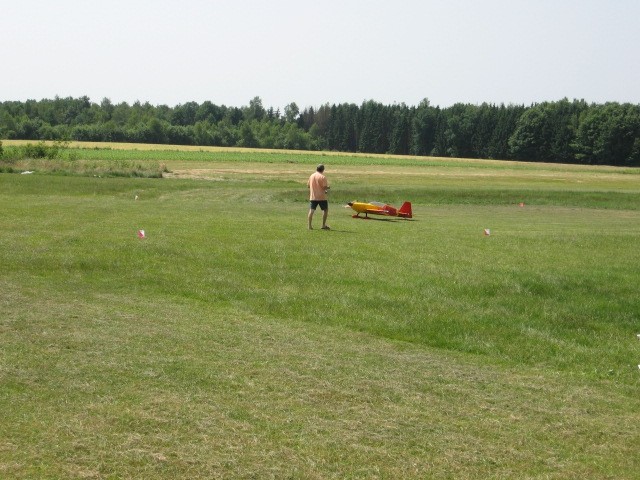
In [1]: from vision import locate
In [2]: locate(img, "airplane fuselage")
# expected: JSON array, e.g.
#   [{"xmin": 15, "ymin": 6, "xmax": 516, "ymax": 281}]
[{"xmin": 347, "ymin": 201, "xmax": 412, "ymax": 219}]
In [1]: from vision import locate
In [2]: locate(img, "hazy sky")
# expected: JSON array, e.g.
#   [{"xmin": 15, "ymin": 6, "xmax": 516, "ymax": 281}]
[{"xmin": 2, "ymin": 0, "xmax": 639, "ymax": 111}]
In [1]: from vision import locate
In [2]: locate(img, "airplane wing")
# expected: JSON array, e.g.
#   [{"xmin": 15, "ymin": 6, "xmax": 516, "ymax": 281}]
[{"xmin": 365, "ymin": 203, "xmax": 397, "ymax": 216}]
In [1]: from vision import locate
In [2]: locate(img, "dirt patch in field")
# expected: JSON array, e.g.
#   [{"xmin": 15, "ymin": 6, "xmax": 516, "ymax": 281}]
[
  {"xmin": 163, "ymin": 169, "xmax": 227, "ymax": 180},
  {"xmin": 164, "ymin": 167, "xmax": 308, "ymax": 181},
  {"xmin": 164, "ymin": 166, "xmax": 429, "ymax": 181}
]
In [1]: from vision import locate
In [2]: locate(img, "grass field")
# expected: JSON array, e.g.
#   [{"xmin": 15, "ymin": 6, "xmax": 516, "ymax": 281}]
[{"xmin": 1, "ymin": 142, "xmax": 639, "ymax": 478}]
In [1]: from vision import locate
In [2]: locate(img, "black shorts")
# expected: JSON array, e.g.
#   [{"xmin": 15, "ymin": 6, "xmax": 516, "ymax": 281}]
[{"xmin": 309, "ymin": 200, "xmax": 328, "ymax": 211}]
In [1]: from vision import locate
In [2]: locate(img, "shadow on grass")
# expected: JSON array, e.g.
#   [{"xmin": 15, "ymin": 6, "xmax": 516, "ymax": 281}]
[{"xmin": 348, "ymin": 217, "xmax": 417, "ymax": 223}]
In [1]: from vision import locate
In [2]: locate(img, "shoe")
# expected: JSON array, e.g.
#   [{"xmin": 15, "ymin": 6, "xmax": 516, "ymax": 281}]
[{"xmin": 321, "ymin": 225, "xmax": 331, "ymax": 230}]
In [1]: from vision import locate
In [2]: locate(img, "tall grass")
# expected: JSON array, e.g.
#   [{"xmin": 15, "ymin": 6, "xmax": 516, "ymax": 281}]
[
  {"xmin": 0, "ymin": 141, "xmax": 168, "ymax": 177},
  {"xmin": 1, "ymin": 149, "xmax": 639, "ymax": 478}
]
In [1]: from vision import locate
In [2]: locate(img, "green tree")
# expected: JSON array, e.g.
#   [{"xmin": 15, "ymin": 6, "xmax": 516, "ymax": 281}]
[
  {"xmin": 149, "ymin": 118, "xmax": 168, "ymax": 143},
  {"xmin": 196, "ymin": 101, "xmax": 224, "ymax": 124},
  {"xmin": 237, "ymin": 121, "xmax": 258, "ymax": 148},
  {"xmin": 171, "ymin": 101, "xmax": 198, "ymax": 126},
  {"xmin": 509, "ymin": 100, "xmax": 587, "ymax": 163},
  {"xmin": 574, "ymin": 103, "xmax": 640, "ymax": 166},
  {"xmin": 388, "ymin": 106, "xmax": 411, "ymax": 155},
  {"xmin": 358, "ymin": 100, "xmax": 390, "ymax": 153},
  {"xmin": 111, "ymin": 102, "xmax": 131, "ymax": 127},
  {"xmin": 244, "ymin": 97, "xmax": 266, "ymax": 122},
  {"xmin": 299, "ymin": 106, "xmax": 315, "ymax": 131},
  {"xmin": 508, "ymin": 104, "xmax": 549, "ymax": 161},
  {"xmin": 0, "ymin": 110, "xmax": 17, "ymax": 138},
  {"xmin": 194, "ymin": 121, "xmax": 214, "ymax": 146},
  {"xmin": 411, "ymin": 99, "xmax": 437, "ymax": 156},
  {"xmin": 284, "ymin": 102, "xmax": 300, "ymax": 123},
  {"xmin": 431, "ymin": 112, "xmax": 455, "ymax": 157},
  {"xmin": 488, "ymin": 104, "xmax": 524, "ymax": 160}
]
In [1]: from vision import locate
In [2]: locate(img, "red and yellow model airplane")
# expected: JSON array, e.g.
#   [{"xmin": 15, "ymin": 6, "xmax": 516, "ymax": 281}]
[{"xmin": 347, "ymin": 201, "xmax": 412, "ymax": 219}]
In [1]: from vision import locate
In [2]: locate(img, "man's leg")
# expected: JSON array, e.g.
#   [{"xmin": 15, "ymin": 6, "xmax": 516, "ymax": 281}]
[
  {"xmin": 322, "ymin": 207, "xmax": 329, "ymax": 229},
  {"xmin": 308, "ymin": 209, "xmax": 314, "ymax": 229}
]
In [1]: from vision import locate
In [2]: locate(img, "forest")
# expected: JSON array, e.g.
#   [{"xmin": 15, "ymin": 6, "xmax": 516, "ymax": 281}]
[{"xmin": 1, "ymin": 96, "xmax": 639, "ymax": 166}]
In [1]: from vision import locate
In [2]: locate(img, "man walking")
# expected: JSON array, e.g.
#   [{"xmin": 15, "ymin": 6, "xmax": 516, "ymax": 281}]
[{"xmin": 307, "ymin": 164, "xmax": 330, "ymax": 230}]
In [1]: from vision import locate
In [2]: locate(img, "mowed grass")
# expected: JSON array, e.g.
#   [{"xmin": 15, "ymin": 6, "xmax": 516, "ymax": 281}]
[{"xmin": 1, "ymin": 146, "xmax": 639, "ymax": 479}]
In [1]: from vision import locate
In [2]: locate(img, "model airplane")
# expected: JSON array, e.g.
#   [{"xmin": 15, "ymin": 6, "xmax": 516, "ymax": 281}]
[{"xmin": 347, "ymin": 201, "xmax": 412, "ymax": 219}]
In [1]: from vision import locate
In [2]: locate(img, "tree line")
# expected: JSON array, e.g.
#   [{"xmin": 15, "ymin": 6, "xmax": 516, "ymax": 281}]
[{"xmin": 1, "ymin": 96, "xmax": 638, "ymax": 166}]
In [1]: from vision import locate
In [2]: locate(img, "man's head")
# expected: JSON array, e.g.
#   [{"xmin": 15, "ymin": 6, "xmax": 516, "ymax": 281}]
[{"xmin": 316, "ymin": 164, "xmax": 325, "ymax": 173}]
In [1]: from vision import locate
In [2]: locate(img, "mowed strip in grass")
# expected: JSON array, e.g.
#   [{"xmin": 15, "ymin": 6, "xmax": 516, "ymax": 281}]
[{"xmin": 1, "ymin": 149, "xmax": 639, "ymax": 478}]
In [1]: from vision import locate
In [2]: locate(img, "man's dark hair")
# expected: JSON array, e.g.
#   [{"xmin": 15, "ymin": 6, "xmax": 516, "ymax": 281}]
[{"xmin": 316, "ymin": 164, "xmax": 325, "ymax": 172}]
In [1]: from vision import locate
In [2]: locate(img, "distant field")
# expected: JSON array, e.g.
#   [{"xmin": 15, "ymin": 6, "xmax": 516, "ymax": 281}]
[
  {"xmin": 1, "ymin": 143, "xmax": 639, "ymax": 478},
  {"xmin": 6, "ymin": 139, "xmax": 640, "ymax": 171}
]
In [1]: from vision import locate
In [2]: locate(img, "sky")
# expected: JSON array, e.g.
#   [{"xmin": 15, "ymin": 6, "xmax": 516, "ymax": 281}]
[{"xmin": 2, "ymin": 0, "xmax": 640, "ymax": 111}]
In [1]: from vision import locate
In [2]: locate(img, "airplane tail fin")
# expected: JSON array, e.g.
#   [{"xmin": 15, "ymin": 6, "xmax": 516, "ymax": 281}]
[{"xmin": 398, "ymin": 201, "xmax": 412, "ymax": 218}]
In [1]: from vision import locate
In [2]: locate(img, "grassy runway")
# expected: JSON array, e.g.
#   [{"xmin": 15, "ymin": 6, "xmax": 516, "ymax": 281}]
[{"xmin": 1, "ymin": 143, "xmax": 639, "ymax": 478}]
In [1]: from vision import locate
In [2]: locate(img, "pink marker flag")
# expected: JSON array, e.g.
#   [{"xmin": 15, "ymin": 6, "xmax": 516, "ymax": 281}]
[{"xmin": 137, "ymin": 229, "xmax": 146, "ymax": 239}]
